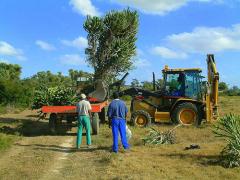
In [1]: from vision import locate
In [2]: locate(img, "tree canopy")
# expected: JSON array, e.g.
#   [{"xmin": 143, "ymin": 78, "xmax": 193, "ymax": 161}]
[{"xmin": 84, "ymin": 9, "xmax": 139, "ymax": 82}]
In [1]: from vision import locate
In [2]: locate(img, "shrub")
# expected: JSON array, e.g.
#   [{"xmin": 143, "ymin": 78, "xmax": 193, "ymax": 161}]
[
  {"xmin": 213, "ymin": 114, "xmax": 240, "ymax": 168},
  {"xmin": 32, "ymin": 86, "xmax": 77, "ymax": 109}
]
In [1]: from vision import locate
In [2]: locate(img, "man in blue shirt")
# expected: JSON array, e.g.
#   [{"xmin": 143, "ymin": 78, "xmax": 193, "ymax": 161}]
[{"xmin": 107, "ymin": 92, "xmax": 130, "ymax": 153}]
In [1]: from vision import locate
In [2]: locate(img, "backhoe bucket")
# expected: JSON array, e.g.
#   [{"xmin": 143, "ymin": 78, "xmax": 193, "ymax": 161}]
[{"xmin": 88, "ymin": 80, "xmax": 108, "ymax": 102}]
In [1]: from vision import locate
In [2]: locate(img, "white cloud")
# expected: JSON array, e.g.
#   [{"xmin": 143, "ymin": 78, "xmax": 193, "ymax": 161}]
[
  {"xmin": 36, "ymin": 40, "xmax": 56, "ymax": 51},
  {"xmin": 0, "ymin": 41, "xmax": 21, "ymax": 56},
  {"xmin": 166, "ymin": 24, "xmax": 240, "ymax": 53},
  {"xmin": 114, "ymin": 0, "xmax": 219, "ymax": 15},
  {"xmin": 152, "ymin": 46, "xmax": 188, "ymax": 59},
  {"xmin": 69, "ymin": 0, "xmax": 101, "ymax": 16},
  {"xmin": 134, "ymin": 58, "xmax": 151, "ymax": 67},
  {"xmin": 0, "ymin": 41, "xmax": 25, "ymax": 60},
  {"xmin": 60, "ymin": 54, "xmax": 86, "ymax": 66},
  {"xmin": 152, "ymin": 24, "xmax": 240, "ymax": 58},
  {"xmin": 61, "ymin": 36, "xmax": 88, "ymax": 49}
]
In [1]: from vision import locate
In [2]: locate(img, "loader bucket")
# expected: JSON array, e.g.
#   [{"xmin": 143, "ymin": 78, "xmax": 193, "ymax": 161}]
[{"xmin": 88, "ymin": 80, "xmax": 108, "ymax": 102}]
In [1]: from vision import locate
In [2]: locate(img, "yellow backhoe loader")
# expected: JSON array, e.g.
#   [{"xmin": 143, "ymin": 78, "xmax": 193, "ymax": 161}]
[{"xmin": 118, "ymin": 54, "xmax": 219, "ymax": 127}]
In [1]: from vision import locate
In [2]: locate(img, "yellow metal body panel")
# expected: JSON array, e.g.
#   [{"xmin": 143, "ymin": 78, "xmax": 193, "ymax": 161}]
[
  {"xmin": 162, "ymin": 66, "xmax": 202, "ymax": 73},
  {"xmin": 205, "ymin": 93, "xmax": 212, "ymax": 122},
  {"xmin": 207, "ymin": 54, "xmax": 219, "ymax": 120},
  {"xmin": 132, "ymin": 100, "xmax": 156, "ymax": 118},
  {"xmin": 132, "ymin": 97, "xmax": 163, "ymax": 119},
  {"xmin": 154, "ymin": 112, "xmax": 170, "ymax": 122}
]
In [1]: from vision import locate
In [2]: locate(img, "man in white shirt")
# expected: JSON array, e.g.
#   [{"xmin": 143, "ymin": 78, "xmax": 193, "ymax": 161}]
[{"xmin": 76, "ymin": 94, "xmax": 92, "ymax": 149}]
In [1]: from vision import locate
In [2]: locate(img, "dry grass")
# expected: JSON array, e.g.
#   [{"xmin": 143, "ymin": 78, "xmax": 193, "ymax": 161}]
[
  {"xmin": 52, "ymin": 96, "xmax": 240, "ymax": 179},
  {"xmin": 219, "ymin": 96, "xmax": 240, "ymax": 116},
  {"xmin": 50, "ymin": 123, "xmax": 240, "ymax": 180},
  {"xmin": 0, "ymin": 96, "xmax": 240, "ymax": 179}
]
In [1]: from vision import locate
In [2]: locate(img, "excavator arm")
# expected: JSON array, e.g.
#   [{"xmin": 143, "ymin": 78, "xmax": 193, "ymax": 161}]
[{"xmin": 206, "ymin": 54, "xmax": 219, "ymax": 121}]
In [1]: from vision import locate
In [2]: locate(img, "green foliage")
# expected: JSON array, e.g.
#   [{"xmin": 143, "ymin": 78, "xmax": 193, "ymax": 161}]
[
  {"xmin": 0, "ymin": 63, "xmax": 21, "ymax": 80},
  {"xmin": 142, "ymin": 127, "xmax": 177, "ymax": 145},
  {"xmin": 32, "ymin": 86, "xmax": 77, "ymax": 109},
  {"xmin": 0, "ymin": 63, "xmax": 28, "ymax": 106},
  {"xmin": 84, "ymin": 9, "xmax": 139, "ymax": 81},
  {"xmin": 213, "ymin": 114, "xmax": 240, "ymax": 168},
  {"xmin": 131, "ymin": 78, "xmax": 141, "ymax": 87},
  {"xmin": 0, "ymin": 62, "xmax": 93, "ymax": 110},
  {"xmin": 142, "ymin": 81, "xmax": 153, "ymax": 91},
  {"xmin": 218, "ymin": 82, "xmax": 240, "ymax": 96},
  {"xmin": 121, "ymin": 95, "xmax": 132, "ymax": 101},
  {"xmin": 130, "ymin": 79, "xmax": 164, "ymax": 91},
  {"xmin": 225, "ymin": 86, "xmax": 240, "ymax": 96},
  {"xmin": 219, "ymin": 82, "xmax": 228, "ymax": 92},
  {"xmin": 30, "ymin": 71, "xmax": 72, "ymax": 89},
  {"xmin": 156, "ymin": 79, "xmax": 164, "ymax": 89}
]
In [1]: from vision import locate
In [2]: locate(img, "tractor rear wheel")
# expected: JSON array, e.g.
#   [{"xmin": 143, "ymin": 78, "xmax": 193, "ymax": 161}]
[
  {"xmin": 92, "ymin": 113, "xmax": 99, "ymax": 135},
  {"xmin": 98, "ymin": 107, "xmax": 106, "ymax": 124},
  {"xmin": 172, "ymin": 102, "xmax": 199, "ymax": 126},
  {"xmin": 131, "ymin": 110, "xmax": 151, "ymax": 127}
]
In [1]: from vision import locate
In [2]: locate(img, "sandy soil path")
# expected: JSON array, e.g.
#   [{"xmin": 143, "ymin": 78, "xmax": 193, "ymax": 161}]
[{"xmin": 0, "ymin": 110, "xmax": 75, "ymax": 180}]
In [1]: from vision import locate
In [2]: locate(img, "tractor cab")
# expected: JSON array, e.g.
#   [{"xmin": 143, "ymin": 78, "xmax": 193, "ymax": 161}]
[{"xmin": 162, "ymin": 66, "xmax": 203, "ymax": 100}]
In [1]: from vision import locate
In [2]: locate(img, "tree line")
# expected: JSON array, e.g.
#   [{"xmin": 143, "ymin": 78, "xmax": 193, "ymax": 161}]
[
  {"xmin": 0, "ymin": 62, "xmax": 93, "ymax": 108},
  {"xmin": 218, "ymin": 82, "xmax": 240, "ymax": 96}
]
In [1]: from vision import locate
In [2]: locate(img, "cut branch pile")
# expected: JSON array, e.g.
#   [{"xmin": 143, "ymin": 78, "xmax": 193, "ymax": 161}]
[{"xmin": 142, "ymin": 125, "xmax": 181, "ymax": 145}]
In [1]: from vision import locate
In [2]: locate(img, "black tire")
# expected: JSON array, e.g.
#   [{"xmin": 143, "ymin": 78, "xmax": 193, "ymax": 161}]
[
  {"xmin": 49, "ymin": 113, "xmax": 57, "ymax": 133},
  {"xmin": 131, "ymin": 110, "xmax": 151, "ymax": 127},
  {"xmin": 172, "ymin": 102, "xmax": 199, "ymax": 126},
  {"xmin": 92, "ymin": 113, "xmax": 99, "ymax": 135},
  {"xmin": 98, "ymin": 108, "xmax": 106, "ymax": 124},
  {"xmin": 66, "ymin": 115, "xmax": 73, "ymax": 124}
]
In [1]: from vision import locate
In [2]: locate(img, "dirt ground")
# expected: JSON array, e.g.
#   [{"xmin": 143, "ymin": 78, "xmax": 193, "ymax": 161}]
[{"xmin": 1, "ymin": 96, "xmax": 240, "ymax": 180}]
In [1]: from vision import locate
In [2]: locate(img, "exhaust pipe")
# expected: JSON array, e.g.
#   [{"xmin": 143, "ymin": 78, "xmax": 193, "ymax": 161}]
[{"xmin": 153, "ymin": 72, "xmax": 156, "ymax": 91}]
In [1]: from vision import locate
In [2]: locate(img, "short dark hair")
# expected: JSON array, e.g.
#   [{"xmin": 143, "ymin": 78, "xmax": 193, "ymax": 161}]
[{"xmin": 113, "ymin": 92, "xmax": 119, "ymax": 99}]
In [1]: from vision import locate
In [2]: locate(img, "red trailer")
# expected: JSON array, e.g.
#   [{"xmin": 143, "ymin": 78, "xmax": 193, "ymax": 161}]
[{"xmin": 41, "ymin": 101, "xmax": 108, "ymax": 134}]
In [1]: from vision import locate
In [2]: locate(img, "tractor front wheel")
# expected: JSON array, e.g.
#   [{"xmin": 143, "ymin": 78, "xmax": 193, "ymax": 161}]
[{"xmin": 131, "ymin": 110, "xmax": 151, "ymax": 127}]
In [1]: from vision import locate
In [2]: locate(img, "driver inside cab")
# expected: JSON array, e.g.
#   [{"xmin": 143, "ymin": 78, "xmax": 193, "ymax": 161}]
[{"xmin": 172, "ymin": 73, "xmax": 185, "ymax": 96}]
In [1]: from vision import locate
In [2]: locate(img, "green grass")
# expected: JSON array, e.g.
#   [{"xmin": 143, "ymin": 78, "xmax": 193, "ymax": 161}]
[
  {"xmin": 0, "ymin": 105, "xmax": 7, "ymax": 114},
  {"xmin": 0, "ymin": 133, "xmax": 19, "ymax": 151}
]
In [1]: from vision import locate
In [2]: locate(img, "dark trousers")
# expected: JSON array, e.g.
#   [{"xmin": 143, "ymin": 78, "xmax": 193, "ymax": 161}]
[{"xmin": 111, "ymin": 118, "xmax": 129, "ymax": 152}]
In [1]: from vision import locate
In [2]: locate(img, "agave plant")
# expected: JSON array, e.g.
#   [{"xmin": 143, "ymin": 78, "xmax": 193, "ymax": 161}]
[
  {"xmin": 142, "ymin": 125, "xmax": 181, "ymax": 145},
  {"xmin": 213, "ymin": 114, "xmax": 240, "ymax": 168}
]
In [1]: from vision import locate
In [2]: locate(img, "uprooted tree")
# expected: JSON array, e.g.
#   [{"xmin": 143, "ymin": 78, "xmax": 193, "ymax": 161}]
[{"xmin": 84, "ymin": 9, "xmax": 139, "ymax": 82}]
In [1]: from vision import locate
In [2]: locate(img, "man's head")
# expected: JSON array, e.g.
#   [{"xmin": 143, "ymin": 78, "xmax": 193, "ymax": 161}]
[
  {"xmin": 80, "ymin": 93, "xmax": 86, "ymax": 100},
  {"xmin": 177, "ymin": 73, "xmax": 184, "ymax": 83},
  {"xmin": 113, "ymin": 92, "xmax": 119, "ymax": 99}
]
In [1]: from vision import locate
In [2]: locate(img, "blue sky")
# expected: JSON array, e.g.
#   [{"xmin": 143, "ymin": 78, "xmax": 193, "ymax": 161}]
[{"xmin": 0, "ymin": 0, "xmax": 240, "ymax": 86}]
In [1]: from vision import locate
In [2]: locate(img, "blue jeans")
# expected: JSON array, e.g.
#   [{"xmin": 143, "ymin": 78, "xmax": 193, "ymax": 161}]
[{"xmin": 111, "ymin": 118, "xmax": 129, "ymax": 152}]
